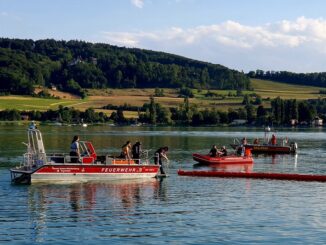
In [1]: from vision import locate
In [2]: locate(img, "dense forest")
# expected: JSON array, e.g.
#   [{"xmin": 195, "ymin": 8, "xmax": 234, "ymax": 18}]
[
  {"xmin": 0, "ymin": 38, "xmax": 250, "ymax": 96},
  {"xmin": 248, "ymin": 70, "xmax": 326, "ymax": 87}
]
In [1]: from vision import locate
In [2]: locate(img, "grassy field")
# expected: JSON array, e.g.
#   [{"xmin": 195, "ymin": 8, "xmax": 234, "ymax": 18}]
[
  {"xmin": 1, "ymin": 79, "xmax": 325, "ymax": 118},
  {"xmin": 251, "ymin": 78, "xmax": 325, "ymax": 99},
  {"xmin": 0, "ymin": 96, "xmax": 81, "ymax": 110}
]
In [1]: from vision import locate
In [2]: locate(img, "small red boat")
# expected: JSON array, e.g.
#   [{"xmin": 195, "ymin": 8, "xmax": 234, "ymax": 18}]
[
  {"xmin": 10, "ymin": 125, "xmax": 160, "ymax": 184},
  {"xmin": 192, "ymin": 153, "xmax": 253, "ymax": 165},
  {"xmin": 230, "ymin": 127, "xmax": 298, "ymax": 154}
]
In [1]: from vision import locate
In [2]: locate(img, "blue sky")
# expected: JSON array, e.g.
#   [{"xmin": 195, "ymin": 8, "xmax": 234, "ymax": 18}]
[{"xmin": 1, "ymin": 0, "xmax": 326, "ymax": 72}]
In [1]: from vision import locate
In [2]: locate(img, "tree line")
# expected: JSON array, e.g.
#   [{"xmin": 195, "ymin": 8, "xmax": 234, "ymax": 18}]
[
  {"xmin": 0, "ymin": 38, "xmax": 250, "ymax": 96},
  {"xmin": 1, "ymin": 97, "xmax": 322, "ymax": 126},
  {"xmin": 248, "ymin": 70, "xmax": 326, "ymax": 88}
]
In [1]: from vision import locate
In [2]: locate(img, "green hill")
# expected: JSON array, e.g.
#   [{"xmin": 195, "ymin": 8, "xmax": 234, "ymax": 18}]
[{"xmin": 0, "ymin": 38, "xmax": 250, "ymax": 96}]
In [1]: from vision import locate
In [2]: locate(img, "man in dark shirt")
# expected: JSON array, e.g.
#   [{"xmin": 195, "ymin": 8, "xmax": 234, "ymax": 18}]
[
  {"xmin": 132, "ymin": 141, "xmax": 141, "ymax": 164},
  {"xmin": 154, "ymin": 146, "xmax": 169, "ymax": 175},
  {"xmin": 218, "ymin": 146, "xmax": 228, "ymax": 157},
  {"xmin": 209, "ymin": 145, "xmax": 218, "ymax": 157}
]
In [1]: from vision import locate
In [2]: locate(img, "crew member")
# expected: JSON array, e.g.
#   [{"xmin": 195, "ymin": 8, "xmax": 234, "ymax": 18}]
[
  {"xmin": 154, "ymin": 146, "xmax": 169, "ymax": 175},
  {"xmin": 121, "ymin": 141, "xmax": 132, "ymax": 160},
  {"xmin": 132, "ymin": 141, "xmax": 142, "ymax": 164},
  {"xmin": 209, "ymin": 145, "xmax": 218, "ymax": 157},
  {"xmin": 271, "ymin": 134, "xmax": 277, "ymax": 145},
  {"xmin": 218, "ymin": 146, "xmax": 228, "ymax": 157},
  {"xmin": 70, "ymin": 135, "xmax": 80, "ymax": 163},
  {"xmin": 241, "ymin": 137, "xmax": 248, "ymax": 145}
]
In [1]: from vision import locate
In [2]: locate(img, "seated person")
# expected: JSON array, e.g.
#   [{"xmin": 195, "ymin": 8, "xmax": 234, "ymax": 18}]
[
  {"xmin": 209, "ymin": 145, "xmax": 218, "ymax": 157},
  {"xmin": 236, "ymin": 146, "xmax": 243, "ymax": 156},
  {"xmin": 253, "ymin": 138, "xmax": 259, "ymax": 144},
  {"xmin": 218, "ymin": 146, "xmax": 228, "ymax": 157}
]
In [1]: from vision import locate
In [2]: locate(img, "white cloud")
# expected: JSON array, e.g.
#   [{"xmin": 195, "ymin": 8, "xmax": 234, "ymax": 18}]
[
  {"xmin": 100, "ymin": 17, "xmax": 326, "ymax": 72},
  {"xmin": 131, "ymin": 0, "xmax": 144, "ymax": 8}
]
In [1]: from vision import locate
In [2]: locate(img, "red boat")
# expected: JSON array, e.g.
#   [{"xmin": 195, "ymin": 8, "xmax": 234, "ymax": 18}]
[
  {"xmin": 192, "ymin": 153, "xmax": 253, "ymax": 165},
  {"xmin": 230, "ymin": 143, "xmax": 297, "ymax": 154},
  {"xmin": 10, "ymin": 125, "xmax": 160, "ymax": 184},
  {"xmin": 230, "ymin": 127, "xmax": 298, "ymax": 154}
]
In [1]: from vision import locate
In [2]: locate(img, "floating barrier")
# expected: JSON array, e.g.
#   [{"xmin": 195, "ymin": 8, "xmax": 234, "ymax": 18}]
[{"xmin": 177, "ymin": 169, "xmax": 326, "ymax": 182}]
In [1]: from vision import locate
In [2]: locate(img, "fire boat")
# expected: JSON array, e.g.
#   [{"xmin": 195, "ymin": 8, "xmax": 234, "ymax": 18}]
[{"xmin": 10, "ymin": 126, "xmax": 160, "ymax": 184}]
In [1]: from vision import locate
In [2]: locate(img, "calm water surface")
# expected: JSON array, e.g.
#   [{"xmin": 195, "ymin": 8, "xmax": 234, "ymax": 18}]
[{"xmin": 1, "ymin": 124, "xmax": 326, "ymax": 244}]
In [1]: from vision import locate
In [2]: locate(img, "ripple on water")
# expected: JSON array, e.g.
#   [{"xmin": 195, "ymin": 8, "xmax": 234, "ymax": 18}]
[{"xmin": 2, "ymin": 126, "xmax": 326, "ymax": 243}]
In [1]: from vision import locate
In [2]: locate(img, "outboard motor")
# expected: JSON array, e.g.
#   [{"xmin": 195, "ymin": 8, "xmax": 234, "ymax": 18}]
[{"xmin": 290, "ymin": 142, "xmax": 298, "ymax": 153}]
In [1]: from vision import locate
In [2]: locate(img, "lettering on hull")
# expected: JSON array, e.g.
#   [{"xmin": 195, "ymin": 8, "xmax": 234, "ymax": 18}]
[{"xmin": 35, "ymin": 165, "xmax": 159, "ymax": 175}]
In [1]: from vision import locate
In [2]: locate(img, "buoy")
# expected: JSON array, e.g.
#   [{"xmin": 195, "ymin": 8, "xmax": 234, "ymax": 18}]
[{"xmin": 177, "ymin": 169, "xmax": 326, "ymax": 182}]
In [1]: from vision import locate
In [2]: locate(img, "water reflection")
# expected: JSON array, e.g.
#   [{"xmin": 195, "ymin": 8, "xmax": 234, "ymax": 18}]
[
  {"xmin": 193, "ymin": 163, "xmax": 253, "ymax": 173},
  {"xmin": 26, "ymin": 178, "xmax": 167, "ymax": 242},
  {"xmin": 30, "ymin": 179, "xmax": 163, "ymax": 209}
]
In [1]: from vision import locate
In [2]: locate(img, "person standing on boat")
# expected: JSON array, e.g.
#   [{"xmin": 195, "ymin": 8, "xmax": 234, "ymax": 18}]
[
  {"xmin": 132, "ymin": 141, "xmax": 142, "ymax": 164},
  {"xmin": 121, "ymin": 141, "xmax": 132, "ymax": 160},
  {"xmin": 271, "ymin": 134, "xmax": 277, "ymax": 145},
  {"xmin": 154, "ymin": 146, "xmax": 169, "ymax": 175},
  {"xmin": 70, "ymin": 135, "xmax": 80, "ymax": 163},
  {"xmin": 209, "ymin": 145, "xmax": 218, "ymax": 157}
]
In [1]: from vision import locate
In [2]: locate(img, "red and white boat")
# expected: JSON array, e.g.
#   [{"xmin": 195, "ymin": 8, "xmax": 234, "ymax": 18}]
[
  {"xmin": 230, "ymin": 127, "xmax": 298, "ymax": 154},
  {"xmin": 192, "ymin": 153, "xmax": 253, "ymax": 165},
  {"xmin": 10, "ymin": 126, "xmax": 160, "ymax": 184}
]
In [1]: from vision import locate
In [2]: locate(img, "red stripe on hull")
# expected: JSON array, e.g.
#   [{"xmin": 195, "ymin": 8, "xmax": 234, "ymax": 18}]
[{"xmin": 35, "ymin": 164, "xmax": 159, "ymax": 174}]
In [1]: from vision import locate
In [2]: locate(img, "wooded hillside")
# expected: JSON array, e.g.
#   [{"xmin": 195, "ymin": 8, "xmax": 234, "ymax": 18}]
[{"xmin": 0, "ymin": 38, "xmax": 250, "ymax": 96}]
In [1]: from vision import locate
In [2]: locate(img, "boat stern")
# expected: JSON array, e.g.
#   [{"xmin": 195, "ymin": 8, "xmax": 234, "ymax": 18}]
[{"xmin": 10, "ymin": 168, "xmax": 32, "ymax": 184}]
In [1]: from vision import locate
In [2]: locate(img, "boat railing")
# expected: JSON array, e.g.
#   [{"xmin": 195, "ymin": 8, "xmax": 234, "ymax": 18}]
[
  {"xmin": 104, "ymin": 149, "xmax": 151, "ymax": 165},
  {"xmin": 233, "ymin": 138, "xmax": 240, "ymax": 144},
  {"xmin": 22, "ymin": 152, "xmax": 47, "ymax": 169},
  {"xmin": 46, "ymin": 153, "xmax": 96, "ymax": 165},
  {"xmin": 105, "ymin": 155, "xmax": 150, "ymax": 165}
]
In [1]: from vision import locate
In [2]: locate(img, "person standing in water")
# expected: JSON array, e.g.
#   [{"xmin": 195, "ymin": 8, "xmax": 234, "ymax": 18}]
[{"xmin": 154, "ymin": 146, "xmax": 169, "ymax": 175}]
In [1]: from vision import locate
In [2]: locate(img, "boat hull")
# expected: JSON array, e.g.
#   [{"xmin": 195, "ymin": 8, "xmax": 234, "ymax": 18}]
[
  {"xmin": 230, "ymin": 144, "xmax": 295, "ymax": 154},
  {"xmin": 11, "ymin": 164, "xmax": 160, "ymax": 183},
  {"xmin": 192, "ymin": 153, "xmax": 253, "ymax": 165}
]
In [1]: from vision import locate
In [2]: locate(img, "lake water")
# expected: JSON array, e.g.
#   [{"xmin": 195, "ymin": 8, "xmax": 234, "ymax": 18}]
[{"xmin": 1, "ymin": 124, "xmax": 326, "ymax": 244}]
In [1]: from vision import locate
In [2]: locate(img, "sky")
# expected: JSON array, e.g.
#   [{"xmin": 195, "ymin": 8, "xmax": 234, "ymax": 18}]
[{"xmin": 1, "ymin": 0, "xmax": 326, "ymax": 73}]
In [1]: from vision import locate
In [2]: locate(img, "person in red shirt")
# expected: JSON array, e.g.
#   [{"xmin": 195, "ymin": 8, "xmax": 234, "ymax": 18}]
[{"xmin": 271, "ymin": 134, "xmax": 277, "ymax": 145}]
